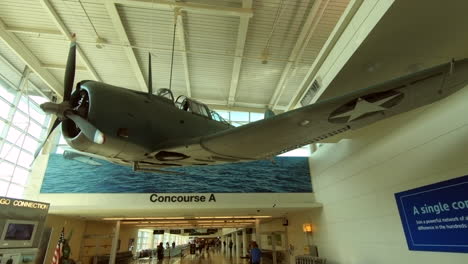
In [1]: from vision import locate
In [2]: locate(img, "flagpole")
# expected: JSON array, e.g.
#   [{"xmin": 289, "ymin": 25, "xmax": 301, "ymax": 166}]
[{"xmin": 51, "ymin": 227, "xmax": 65, "ymax": 264}]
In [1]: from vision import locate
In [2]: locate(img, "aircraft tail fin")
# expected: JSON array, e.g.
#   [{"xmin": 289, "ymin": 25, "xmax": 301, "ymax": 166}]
[
  {"xmin": 264, "ymin": 109, "xmax": 275, "ymax": 119},
  {"xmin": 148, "ymin": 53, "xmax": 153, "ymax": 97}
]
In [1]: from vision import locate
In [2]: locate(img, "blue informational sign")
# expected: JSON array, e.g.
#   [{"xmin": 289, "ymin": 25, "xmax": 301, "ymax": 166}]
[{"xmin": 395, "ymin": 175, "xmax": 468, "ymax": 253}]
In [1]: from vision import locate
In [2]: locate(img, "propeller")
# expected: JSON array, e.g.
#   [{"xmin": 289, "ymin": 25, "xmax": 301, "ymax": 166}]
[
  {"xmin": 66, "ymin": 113, "xmax": 104, "ymax": 144},
  {"xmin": 33, "ymin": 34, "xmax": 104, "ymax": 160}
]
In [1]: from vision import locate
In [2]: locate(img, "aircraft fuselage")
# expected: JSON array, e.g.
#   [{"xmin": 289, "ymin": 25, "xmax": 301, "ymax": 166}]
[{"xmin": 62, "ymin": 81, "xmax": 231, "ymax": 163}]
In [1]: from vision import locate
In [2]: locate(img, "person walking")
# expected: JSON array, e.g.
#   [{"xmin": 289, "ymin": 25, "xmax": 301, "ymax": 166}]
[
  {"xmin": 156, "ymin": 242, "xmax": 164, "ymax": 263},
  {"xmin": 228, "ymin": 240, "xmax": 233, "ymax": 254},
  {"xmin": 250, "ymin": 241, "xmax": 261, "ymax": 264}
]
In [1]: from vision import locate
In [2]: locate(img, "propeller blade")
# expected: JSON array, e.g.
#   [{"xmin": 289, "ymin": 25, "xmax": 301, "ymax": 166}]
[
  {"xmin": 63, "ymin": 34, "xmax": 77, "ymax": 101},
  {"xmin": 65, "ymin": 113, "xmax": 105, "ymax": 144},
  {"xmin": 33, "ymin": 118, "xmax": 62, "ymax": 160}
]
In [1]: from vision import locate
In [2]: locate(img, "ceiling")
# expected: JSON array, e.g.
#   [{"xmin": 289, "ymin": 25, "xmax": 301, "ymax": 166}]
[
  {"xmin": 319, "ymin": 0, "xmax": 468, "ymax": 101},
  {"xmin": 101, "ymin": 216, "xmax": 273, "ymax": 229},
  {"xmin": 6, "ymin": 0, "xmax": 467, "ymax": 221},
  {"xmin": 44, "ymin": 198, "xmax": 320, "ymax": 220},
  {"xmin": 0, "ymin": 0, "xmax": 350, "ymax": 112}
]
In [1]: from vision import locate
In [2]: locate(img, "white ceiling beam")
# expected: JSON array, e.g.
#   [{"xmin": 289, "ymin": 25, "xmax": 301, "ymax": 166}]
[
  {"xmin": 3, "ymin": 30, "xmax": 306, "ymax": 64},
  {"xmin": 286, "ymin": 0, "xmax": 367, "ymax": 111},
  {"xmin": 39, "ymin": 0, "xmax": 102, "ymax": 82},
  {"xmin": 6, "ymin": 26, "xmax": 62, "ymax": 36},
  {"xmin": 0, "ymin": 19, "xmax": 63, "ymax": 98},
  {"xmin": 175, "ymin": 12, "xmax": 192, "ymax": 97},
  {"xmin": 269, "ymin": 0, "xmax": 326, "ymax": 110},
  {"xmin": 227, "ymin": 0, "xmax": 252, "ymax": 106},
  {"xmin": 0, "ymin": 53, "xmax": 49, "ymax": 98},
  {"xmin": 112, "ymin": 0, "xmax": 253, "ymax": 18},
  {"xmin": 41, "ymin": 63, "xmax": 88, "ymax": 72},
  {"xmin": 104, "ymin": 2, "xmax": 148, "ymax": 92}
]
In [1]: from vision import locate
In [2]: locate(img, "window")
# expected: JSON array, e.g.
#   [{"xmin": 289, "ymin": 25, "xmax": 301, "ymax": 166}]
[
  {"xmin": 0, "ymin": 99, "xmax": 10, "ymax": 119},
  {"xmin": 213, "ymin": 110, "xmax": 264, "ymax": 127},
  {"xmin": 153, "ymin": 234, "xmax": 164, "ymax": 247},
  {"xmin": 137, "ymin": 230, "xmax": 151, "ymax": 251},
  {"xmin": 0, "ymin": 79, "xmax": 50, "ymax": 198}
]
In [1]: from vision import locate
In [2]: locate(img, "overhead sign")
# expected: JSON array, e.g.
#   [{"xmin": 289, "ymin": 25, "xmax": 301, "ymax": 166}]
[
  {"xmin": 149, "ymin": 194, "xmax": 216, "ymax": 203},
  {"xmin": 0, "ymin": 197, "xmax": 49, "ymax": 211},
  {"xmin": 395, "ymin": 175, "xmax": 468, "ymax": 253},
  {"xmin": 170, "ymin": 229, "xmax": 181, "ymax": 234}
]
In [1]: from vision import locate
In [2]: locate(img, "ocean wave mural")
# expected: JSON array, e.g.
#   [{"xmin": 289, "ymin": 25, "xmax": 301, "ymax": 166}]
[{"xmin": 40, "ymin": 153, "xmax": 312, "ymax": 193}]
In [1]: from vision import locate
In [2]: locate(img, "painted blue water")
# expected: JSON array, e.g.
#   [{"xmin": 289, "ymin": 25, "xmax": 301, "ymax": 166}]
[{"xmin": 40, "ymin": 154, "xmax": 312, "ymax": 193}]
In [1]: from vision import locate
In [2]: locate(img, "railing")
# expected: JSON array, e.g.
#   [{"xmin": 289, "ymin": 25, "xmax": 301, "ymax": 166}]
[
  {"xmin": 295, "ymin": 255, "xmax": 327, "ymax": 264},
  {"xmin": 165, "ymin": 245, "xmax": 189, "ymax": 257},
  {"xmin": 137, "ymin": 245, "xmax": 189, "ymax": 259}
]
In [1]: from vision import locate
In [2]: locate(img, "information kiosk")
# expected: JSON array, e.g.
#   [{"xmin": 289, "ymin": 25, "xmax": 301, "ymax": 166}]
[{"xmin": 0, "ymin": 197, "xmax": 49, "ymax": 264}]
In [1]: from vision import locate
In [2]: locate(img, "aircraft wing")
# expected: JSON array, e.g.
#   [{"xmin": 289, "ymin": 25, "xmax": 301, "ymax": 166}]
[{"xmin": 158, "ymin": 59, "xmax": 468, "ymax": 161}]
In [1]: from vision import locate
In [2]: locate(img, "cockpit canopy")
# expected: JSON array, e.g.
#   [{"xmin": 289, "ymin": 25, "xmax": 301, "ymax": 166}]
[
  {"xmin": 156, "ymin": 88, "xmax": 229, "ymax": 125},
  {"xmin": 156, "ymin": 88, "xmax": 174, "ymax": 102}
]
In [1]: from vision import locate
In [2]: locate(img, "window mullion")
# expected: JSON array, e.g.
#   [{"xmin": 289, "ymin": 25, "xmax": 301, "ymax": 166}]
[
  {"xmin": 3, "ymin": 67, "xmax": 32, "ymax": 198},
  {"xmin": 0, "ymin": 89, "xmax": 20, "ymax": 156}
]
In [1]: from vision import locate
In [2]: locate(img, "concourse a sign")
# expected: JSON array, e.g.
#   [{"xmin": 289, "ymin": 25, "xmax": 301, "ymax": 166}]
[{"xmin": 395, "ymin": 175, "xmax": 468, "ymax": 253}]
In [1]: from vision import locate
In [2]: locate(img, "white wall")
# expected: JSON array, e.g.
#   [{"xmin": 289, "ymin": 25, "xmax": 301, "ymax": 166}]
[
  {"xmin": 285, "ymin": 210, "xmax": 315, "ymax": 263},
  {"xmin": 305, "ymin": 85, "xmax": 468, "ymax": 264}
]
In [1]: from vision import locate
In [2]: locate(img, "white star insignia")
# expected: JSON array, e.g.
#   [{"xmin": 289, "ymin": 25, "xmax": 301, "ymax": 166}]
[{"xmin": 331, "ymin": 93, "xmax": 401, "ymax": 122}]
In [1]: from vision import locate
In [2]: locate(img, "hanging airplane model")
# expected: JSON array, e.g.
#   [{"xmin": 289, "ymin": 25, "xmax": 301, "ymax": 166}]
[{"xmin": 36, "ymin": 35, "xmax": 468, "ymax": 172}]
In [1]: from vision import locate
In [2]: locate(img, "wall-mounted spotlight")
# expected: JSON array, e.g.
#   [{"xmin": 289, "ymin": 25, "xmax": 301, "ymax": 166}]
[{"xmin": 302, "ymin": 223, "xmax": 314, "ymax": 233}]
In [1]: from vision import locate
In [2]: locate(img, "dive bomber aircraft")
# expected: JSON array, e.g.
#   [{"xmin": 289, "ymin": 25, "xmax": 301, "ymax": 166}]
[{"xmin": 38, "ymin": 36, "xmax": 468, "ymax": 172}]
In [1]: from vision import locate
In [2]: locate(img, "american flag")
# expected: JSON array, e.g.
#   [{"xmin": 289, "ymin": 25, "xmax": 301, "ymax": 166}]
[{"xmin": 51, "ymin": 228, "xmax": 65, "ymax": 264}]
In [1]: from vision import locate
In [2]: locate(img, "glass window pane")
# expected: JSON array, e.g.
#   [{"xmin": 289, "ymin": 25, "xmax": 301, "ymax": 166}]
[
  {"xmin": 216, "ymin": 111, "xmax": 229, "ymax": 120},
  {"xmin": 27, "ymin": 122, "xmax": 43, "ymax": 139},
  {"xmin": 12, "ymin": 111, "xmax": 30, "ymax": 129},
  {"xmin": 6, "ymin": 127, "xmax": 25, "ymax": 145},
  {"xmin": 18, "ymin": 98, "xmax": 31, "ymax": 114},
  {"xmin": 0, "ymin": 119, "xmax": 6, "ymax": 132},
  {"xmin": 1, "ymin": 143, "xmax": 20, "ymax": 163},
  {"xmin": 210, "ymin": 112, "xmax": 220, "ymax": 121},
  {"xmin": 0, "ymin": 162, "xmax": 14, "ymax": 181},
  {"xmin": 29, "ymin": 108, "xmax": 46, "ymax": 124},
  {"xmin": 0, "ymin": 84, "xmax": 16, "ymax": 102},
  {"xmin": 6, "ymin": 183, "xmax": 24, "ymax": 199},
  {"xmin": 22, "ymin": 136, "xmax": 39, "ymax": 153},
  {"xmin": 12, "ymin": 167, "xmax": 29, "ymax": 185},
  {"xmin": 18, "ymin": 98, "xmax": 46, "ymax": 123},
  {"xmin": 30, "ymin": 95, "xmax": 49, "ymax": 106},
  {"xmin": 0, "ymin": 180, "xmax": 8, "ymax": 196},
  {"xmin": 230, "ymin": 111, "xmax": 249, "ymax": 122},
  {"xmin": 17, "ymin": 151, "xmax": 33, "ymax": 168},
  {"xmin": 250, "ymin": 112, "xmax": 264, "ymax": 122},
  {"xmin": 0, "ymin": 99, "xmax": 11, "ymax": 119}
]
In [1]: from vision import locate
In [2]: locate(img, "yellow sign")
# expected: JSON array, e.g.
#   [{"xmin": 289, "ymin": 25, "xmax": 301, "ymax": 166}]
[{"xmin": 0, "ymin": 197, "xmax": 49, "ymax": 210}]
